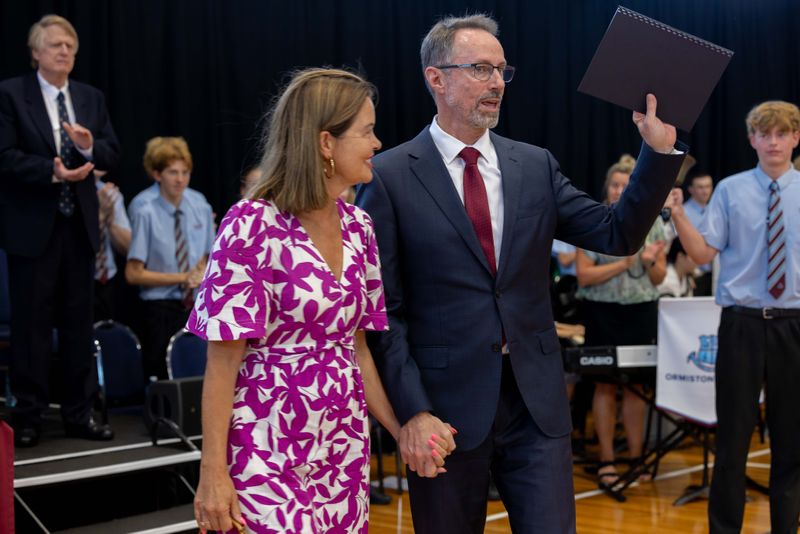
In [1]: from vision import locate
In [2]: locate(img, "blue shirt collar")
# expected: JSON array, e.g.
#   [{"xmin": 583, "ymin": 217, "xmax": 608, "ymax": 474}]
[
  {"xmin": 154, "ymin": 193, "xmax": 186, "ymax": 215},
  {"xmin": 754, "ymin": 164, "xmax": 798, "ymax": 191}
]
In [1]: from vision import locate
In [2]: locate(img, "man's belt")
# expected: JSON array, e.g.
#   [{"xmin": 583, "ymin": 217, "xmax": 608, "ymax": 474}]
[{"xmin": 727, "ymin": 305, "xmax": 800, "ymax": 320}]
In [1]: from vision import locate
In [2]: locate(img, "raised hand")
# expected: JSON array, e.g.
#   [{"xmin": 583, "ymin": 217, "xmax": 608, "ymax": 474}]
[
  {"xmin": 632, "ymin": 94, "xmax": 677, "ymax": 154},
  {"xmin": 62, "ymin": 121, "xmax": 94, "ymax": 150},
  {"xmin": 664, "ymin": 187, "xmax": 685, "ymax": 219}
]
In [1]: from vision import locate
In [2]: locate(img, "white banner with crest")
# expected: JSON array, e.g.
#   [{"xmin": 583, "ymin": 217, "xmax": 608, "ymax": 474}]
[{"xmin": 656, "ymin": 297, "xmax": 720, "ymax": 425}]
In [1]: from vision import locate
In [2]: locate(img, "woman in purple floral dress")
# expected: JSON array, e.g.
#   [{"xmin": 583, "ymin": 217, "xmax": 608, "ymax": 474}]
[{"xmin": 189, "ymin": 69, "xmax": 446, "ymax": 534}]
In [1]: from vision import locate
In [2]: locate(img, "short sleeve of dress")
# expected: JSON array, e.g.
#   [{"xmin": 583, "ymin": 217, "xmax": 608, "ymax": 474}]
[
  {"xmin": 186, "ymin": 200, "xmax": 272, "ymax": 341},
  {"xmin": 357, "ymin": 212, "xmax": 388, "ymax": 332}
]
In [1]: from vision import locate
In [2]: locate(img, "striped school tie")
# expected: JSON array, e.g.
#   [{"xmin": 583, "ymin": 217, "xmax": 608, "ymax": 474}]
[
  {"xmin": 767, "ymin": 181, "xmax": 786, "ymax": 299},
  {"xmin": 95, "ymin": 209, "xmax": 110, "ymax": 283},
  {"xmin": 174, "ymin": 209, "xmax": 193, "ymax": 308}
]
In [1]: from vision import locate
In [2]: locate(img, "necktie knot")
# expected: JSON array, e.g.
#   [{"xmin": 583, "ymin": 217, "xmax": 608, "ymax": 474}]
[
  {"xmin": 57, "ymin": 91, "xmax": 65, "ymax": 104},
  {"xmin": 459, "ymin": 147, "xmax": 481, "ymax": 167},
  {"xmin": 174, "ymin": 209, "xmax": 184, "ymax": 233},
  {"xmin": 770, "ymin": 181, "xmax": 780, "ymax": 193}
]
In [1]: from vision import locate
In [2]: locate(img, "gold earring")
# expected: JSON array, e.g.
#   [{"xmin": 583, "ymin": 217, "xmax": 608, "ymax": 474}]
[{"xmin": 327, "ymin": 158, "xmax": 335, "ymax": 179}]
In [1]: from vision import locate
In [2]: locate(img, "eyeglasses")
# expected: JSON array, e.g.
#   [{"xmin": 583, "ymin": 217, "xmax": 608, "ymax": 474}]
[{"xmin": 435, "ymin": 63, "xmax": 516, "ymax": 83}]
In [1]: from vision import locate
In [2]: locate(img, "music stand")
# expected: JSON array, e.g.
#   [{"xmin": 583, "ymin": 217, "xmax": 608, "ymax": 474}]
[
  {"xmin": 565, "ymin": 344, "xmax": 715, "ymax": 502},
  {"xmin": 565, "ymin": 345, "xmax": 664, "ymax": 502},
  {"xmin": 673, "ymin": 425, "xmax": 711, "ymax": 506}
]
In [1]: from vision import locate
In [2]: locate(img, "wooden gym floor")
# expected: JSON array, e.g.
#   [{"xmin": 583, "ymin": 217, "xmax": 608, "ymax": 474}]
[{"xmin": 367, "ymin": 433, "xmax": 772, "ymax": 533}]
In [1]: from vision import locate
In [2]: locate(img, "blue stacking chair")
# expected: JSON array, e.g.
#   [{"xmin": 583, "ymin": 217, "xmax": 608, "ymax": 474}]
[
  {"xmin": 166, "ymin": 329, "xmax": 207, "ymax": 379},
  {"xmin": 93, "ymin": 320, "xmax": 145, "ymax": 421}
]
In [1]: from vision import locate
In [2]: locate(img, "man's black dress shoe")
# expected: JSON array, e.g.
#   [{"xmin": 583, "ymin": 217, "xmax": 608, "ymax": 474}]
[
  {"xmin": 14, "ymin": 427, "xmax": 40, "ymax": 448},
  {"xmin": 64, "ymin": 418, "xmax": 114, "ymax": 441}
]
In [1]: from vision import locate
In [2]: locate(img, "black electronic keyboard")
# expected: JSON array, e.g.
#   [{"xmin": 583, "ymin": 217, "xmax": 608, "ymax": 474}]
[{"xmin": 564, "ymin": 345, "xmax": 657, "ymax": 377}]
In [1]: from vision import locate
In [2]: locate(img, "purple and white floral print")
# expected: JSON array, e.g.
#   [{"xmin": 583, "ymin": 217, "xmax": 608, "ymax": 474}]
[{"xmin": 187, "ymin": 198, "xmax": 388, "ymax": 533}]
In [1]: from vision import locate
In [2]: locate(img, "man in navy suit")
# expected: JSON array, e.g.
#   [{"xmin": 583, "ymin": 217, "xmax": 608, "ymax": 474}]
[
  {"xmin": 0, "ymin": 15, "xmax": 119, "ymax": 446},
  {"xmin": 357, "ymin": 14, "xmax": 685, "ymax": 533}
]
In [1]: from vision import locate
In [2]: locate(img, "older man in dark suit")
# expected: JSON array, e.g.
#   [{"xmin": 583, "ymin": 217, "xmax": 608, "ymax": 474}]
[
  {"xmin": 357, "ymin": 13, "xmax": 686, "ymax": 533},
  {"xmin": 0, "ymin": 14, "xmax": 119, "ymax": 447}
]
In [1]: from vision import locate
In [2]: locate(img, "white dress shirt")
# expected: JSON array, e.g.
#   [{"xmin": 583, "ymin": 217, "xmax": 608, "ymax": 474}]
[
  {"xmin": 37, "ymin": 72, "xmax": 93, "ymax": 161},
  {"xmin": 429, "ymin": 117, "xmax": 504, "ymax": 268}
]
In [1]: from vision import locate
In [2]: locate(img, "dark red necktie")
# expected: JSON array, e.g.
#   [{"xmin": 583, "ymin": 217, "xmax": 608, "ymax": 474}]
[{"xmin": 459, "ymin": 147, "xmax": 496, "ymax": 275}]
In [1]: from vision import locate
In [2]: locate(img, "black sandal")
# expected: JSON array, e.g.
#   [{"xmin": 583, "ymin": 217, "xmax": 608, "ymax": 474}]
[{"xmin": 596, "ymin": 460, "xmax": 621, "ymax": 489}]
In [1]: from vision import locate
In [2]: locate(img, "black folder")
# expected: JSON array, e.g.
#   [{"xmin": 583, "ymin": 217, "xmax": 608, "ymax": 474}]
[{"xmin": 578, "ymin": 6, "xmax": 733, "ymax": 132}]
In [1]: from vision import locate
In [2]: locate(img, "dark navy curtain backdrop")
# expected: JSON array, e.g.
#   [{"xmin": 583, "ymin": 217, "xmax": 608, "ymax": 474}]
[{"xmin": 2, "ymin": 0, "xmax": 798, "ymax": 213}]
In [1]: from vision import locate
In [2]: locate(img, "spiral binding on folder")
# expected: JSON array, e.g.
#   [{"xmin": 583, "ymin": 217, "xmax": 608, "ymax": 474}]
[
  {"xmin": 616, "ymin": 6, "xmax": 733, "ymax": 58},
  {"xmin": 578, "ymin": 5, "xmax": 733, "ymax": 131}
]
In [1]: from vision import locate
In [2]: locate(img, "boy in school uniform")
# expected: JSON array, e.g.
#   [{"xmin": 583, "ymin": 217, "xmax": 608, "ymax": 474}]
[{"xmin": 668, "ymin": 100, "xmax": 800, "ymax": 534}]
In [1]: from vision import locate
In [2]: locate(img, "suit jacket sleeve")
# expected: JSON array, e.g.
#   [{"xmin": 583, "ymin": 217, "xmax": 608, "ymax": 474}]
[
  {"xmin": 356, "ymin": 169, "xmax": 434, "ymax": 425},
  {"xmin": 0, "ymin": 85, "xmax": 54, "ymax": 188},
  {"xmin": 552, "ymin": 141, "xmax": 687, "ymax": 254}
]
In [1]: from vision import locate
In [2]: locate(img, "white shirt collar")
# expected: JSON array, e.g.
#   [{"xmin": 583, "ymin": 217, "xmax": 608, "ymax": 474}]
[
  {"xmin": 36, "ymin": 71, "xmax": 70, "ymax": 102},
  {"xmin": 429, "ymin": 116, "xmax": 493, "ymax": 165}
]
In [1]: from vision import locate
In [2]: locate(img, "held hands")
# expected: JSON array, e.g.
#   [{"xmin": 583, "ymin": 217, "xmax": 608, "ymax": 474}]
[
  {"xmin": 62, "ymin": 121, "xmax": 94, "ymax": 151},
  {"xmin": 632, "ymin": 94, "xmax": 677, "ymax": 154},
  {"xmin": 399, "ymin": 412, "xmax": 457, "ymax": 478},
  {"xmin": 194, "ymin": 466, "xmax": 245, "ymax": 534},
  {"xmin": 429, "ymin": 428, "xmax": 456, "ymax": 472}
]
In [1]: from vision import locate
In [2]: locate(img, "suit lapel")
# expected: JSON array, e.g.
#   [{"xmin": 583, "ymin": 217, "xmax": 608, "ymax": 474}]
[
  {"xmin": 23, "ymin": 73, "xmax": 57, "ymax": 155},
  {"xmin": 493, "ymin": 133, "xmax": 522, "ymax": 281},
  {"xmin": 408, "ymin": 129, "xmax": 494, "ymax": 275}
]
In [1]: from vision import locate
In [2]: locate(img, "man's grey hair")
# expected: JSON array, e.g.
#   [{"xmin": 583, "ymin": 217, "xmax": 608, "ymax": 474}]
[
  {"xmin": 420, "ymin": 14, "xmax": 499, "ymax": 96},
  {"xmin": 28, "ymin": 15, "xmax": 79, "ymax": 69}
]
